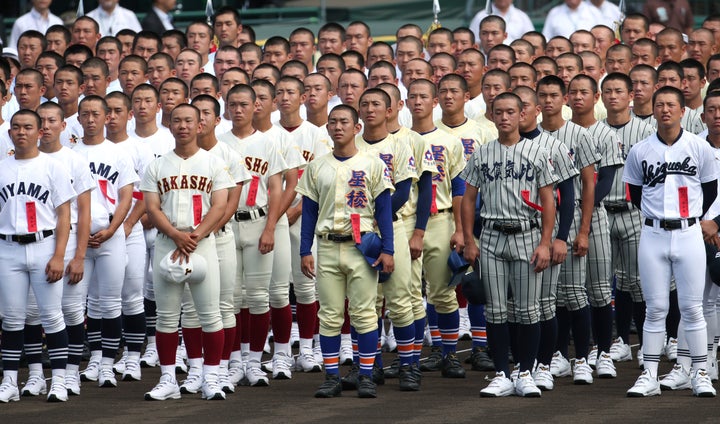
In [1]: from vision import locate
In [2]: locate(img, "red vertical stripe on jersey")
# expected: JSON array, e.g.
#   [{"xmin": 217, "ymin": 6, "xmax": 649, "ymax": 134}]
[
  {"xmin": 98, "ymin": 180, "xmax": 116, "ymax": 204},
  {"xmin": 26, "ymin": 202, "xmax": 37, "ymax": 232},
  {"xmin": 678, "ymin": 187, "xmax": 689, "ymax": 218},
  {"xmin": 350, "ymin": 213, "xmax": 361, "ymax": 244},
  {"xmin": 521, "ymin": 190, "xmax": 543, "ymax": 212},
  {"xmin": 192, "ymin": 194, "xmax": 202, "ymax": 226},
  {"xmin": 246, "ymin": 175, "xmax": 259, "ymax": 206},
  {"xmin": 625, "ymin": 183, "xmax": 631, "ymax": 202},
  {"xmin": 430, "ymin": 184, "xmax": 438, "ymax": 213}
]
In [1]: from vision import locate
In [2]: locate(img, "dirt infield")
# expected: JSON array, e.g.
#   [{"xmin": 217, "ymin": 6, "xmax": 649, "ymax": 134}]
[{"xmin": 4, "ymin": 338, "xmax": 720, "ymax": 424}]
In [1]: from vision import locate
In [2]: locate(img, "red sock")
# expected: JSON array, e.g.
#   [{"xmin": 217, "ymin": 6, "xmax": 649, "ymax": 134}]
[
  {"xmin": 314, "ymin": 301, "xmax": 320, "ymax": 335},
  {"xmin": 202, "ymin": 330, "xmax": 224, "ymax": 366},
  {"xmin": 156, "ymin": 331, "xmax": 179, "ymax": 366},
  {"xmin": 271, "ymin": 305, "xmax": 292, "ymax": 344},
  {"xmin": 233, "ymin": 313, "xmax": 242, "ymax": 351},
  {"xmin": 249, "ymin": 311, "xmax": 270, "ymax": 352},
  {"xmin": 456, "ymin": 286, "xmax": 468, "ymax": 308},
  {"xmin": 241, "ymin": 308, "xmax": 250, "ymax": 344},
  {"xmin": 341, "ymin": 299, "xmax": 351, "ymax": 334},
  {"xmin": 182, "ymin": 327, "xmax": 203, "ymax": 359},
  {"xmin": 296, "ymin": 302, "xmax": 317, "ymax": 339},
  {"xmin": 223, "ymin": 327, "xmax": 236, "ymax": 360}
]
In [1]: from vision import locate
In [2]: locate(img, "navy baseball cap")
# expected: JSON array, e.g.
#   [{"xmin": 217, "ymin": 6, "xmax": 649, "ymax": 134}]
[
  {"xmin": 356, "ymin": 232, "xmax": 391, "ymax": 282},
  {"xmin": 461, "ymin": 259, "xmax": 485, "ymax": 305},
  {"xmin": 448, "ymin": 250, "xmax": 470, "ymax": 287}
]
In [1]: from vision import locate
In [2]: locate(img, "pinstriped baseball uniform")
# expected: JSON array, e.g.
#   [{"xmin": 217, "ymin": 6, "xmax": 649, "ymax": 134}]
[
  {"xmin": 540, "ymin": 121, "xmax": 601, "ymax": 311},
  {"xmin": 602, "ymin": 117, "xmax": 655, "ymax": 302},
  {"xmin": 356, "ymin": 132, "xmax": 418, "ymax": 329},
  {"xmin": 584, "ymin": 121, "xmax": 625, "ymax": 308},
  {"xmin": 436, "ymin": 118, "xmax": 492, "ymax": 161},
  {"xmin": 633, "ymin": 108, "xmax": 707, "ymax": 134},
  {"xmin": 460, "ymin": 138, "xmax": 559, "ymax": 324}
]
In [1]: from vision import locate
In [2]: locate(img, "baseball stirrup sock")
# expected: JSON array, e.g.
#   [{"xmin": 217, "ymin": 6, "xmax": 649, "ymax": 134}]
[
  {"xmin": 101, "ymin": 316, "xmax": 122, "ymax": 359},
  {"xmin": 350, "ymin": 326, "xmax": 359, "ymax": 364},
  {"xmin": 66, "ymin": 323, "xmax": 85, "ymax": 366},
  {"xmin": 271, "ymin": 305, "xmax": 292, "ymax": 344},
  {"xmin": 413, "ymin": 318, "xmax": 425, "ymax": 364},
  {"xmin": 296, "ymin": 302, "xmax": 317, "ymax": 339},
  {"xmin": 426, "ymin": 303, "xmax": 441, "ymax": 347},
  {"xmin": 320, "ymin": 335, "xmax": 341, "ymax": 375},
  {"xmin": 122, "ymin": 312, "xmax": 146, "ymax": 353},
  {"xmin": 537, "ymin": 317, "xmax": 558, "ymax": 366},
  {"xmin": 87, "ymin": 317, "xmax": 102, "ymax": 352},
  {"xmin": 468, "ymin": 303, "xmax": 487, "ymax": 348},
  {"xmin": 555, "ymin": 306, "xmax": 571, "ymax": 358},
  {"xmin": 570, "ymin": 306, "xmax": 592, "ymax": 359},
  {"xmin": 144, "ymin": 298, "xmax": 157, "ymax": 337},
  {"xmin": 456, "ymin": 286, "xmax": 468, "ymax": 308},
  {"xmin": 249, "ymin": 311, "xmax": 271, "ymax": 353},
  {"xmin": 1, "ymin": 330, "xmax": 24, "ymax": 371},
  {"xmin": 591, "ymin": 304, "xmax": 613, "ymax": 354},
  {"xmin": 223, "ymin": 327, "xmax": 236, "ymax": 360},
  {"xmin": 486, "ymin": 322, "xmax": 510, "ymax": 376},
  {"xmin": 46, "ymin": 329, "xmax": 69, "ymax": 370},
  {"xmin": 614, "ymin": 290, "xmax": 633, "ymax": 343},
  {"xmin": 341, "ymin": 299, "xmax": 351, "ymax": 334},
  {"xmin": 394, "ymin": 323, "xmax": 415, "ymax": 366},
  {"xmin": 508, "ymin": 322, "xmax": 519, "ymax": 362},
  {"xmin": 438, "ymin": 310, "xmax": 459, "ymax": 355},
  {"xmin": 375, "ymin": 318, "xmax": 384, "ymax": 367},
  {"xmin": 357, "ymin": 330, "xmax": 378, "ymax": 376},
  {"xmin": 23, "ymin": 324, "xmax": 44, "ymax": 365},
  {"xmin": 233, "ymin": 313, "xmax": 243, "ymax": 351},
  {"xmin": 667, "ymin": 289, "xmax": 680, "ymax": 339},
  {"xmin": 516, "ymin": 323, "xmax": 540, "ymax": 372},
  {"xmin": 633, "ymin": 301, "xmax": 646, "ymax": 344},
  {"xmin": 156, "ymin": 331, "xmax": 180, "ymax": 366},
  {"xmin": 182, "ymin": 327, "xmax": 204, "ymax": 359},
  {"xmin": 202, "ymin": 330, "xmax": 224, "ymax": 366},
  {"xmin": 241, "ymin": 308, "xmax": 251, "ymax": 344}
]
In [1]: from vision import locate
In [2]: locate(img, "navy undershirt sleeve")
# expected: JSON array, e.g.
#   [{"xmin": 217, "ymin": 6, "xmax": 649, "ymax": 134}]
[
  {"xmin": 451, "ymin": 176, "xmax": 466, "ymax": 197},
  {"xmin": 300, "ymin": 198, "xmax": 319, "ymax": 257},
  {"xmin": 556, "ymin": 178, "xmax": 575, "ymax": 242},
  {"xmin": 594, "ymin": 166, "xmax": 617, "ymax": 205},
  {"xmin": 391, "ymin": 178, "xmax": 412, "ymax": 214},
  {"xmin": 415, "ymin": 171, "xmax": 432, "ymax": 231},
  {"xmin": 374, "ymin": 189, "xmax": 394, "ymax": 255}
]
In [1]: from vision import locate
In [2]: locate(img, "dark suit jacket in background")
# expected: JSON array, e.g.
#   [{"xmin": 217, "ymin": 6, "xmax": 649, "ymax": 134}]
[{"xmin": 141, "ymin": 9, "xmax": 173, "ymax": 35}]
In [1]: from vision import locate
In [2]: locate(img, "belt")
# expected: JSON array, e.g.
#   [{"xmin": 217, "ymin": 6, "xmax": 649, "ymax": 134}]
[
  {"xmin": 235, "ymin": 207, "xmax": 267, "ymax": 221},
  {"xmin": 319, "ymin": 232, "xmax": 367, "ymax": 243},
  {"xmin": 644, "ymin": 217, "xmax": 697, "ymax": 230},
  {"xmin": 392, "ymin": 213, "xmax": 399, "ymax": 222},
  {"xmin": 432, "ymin": 207, "xmax": 453, "ymax": 215},
  {"xmin": 485, "ymin": 220, "xmax": 539, "ymax": 235},
  {"xmin": 0, "ymin": 229, "xmax": 55, "ymax": 244},
  {"xmin": 604, "ymin": 201, "xmax": 633, "ymax": 214}
]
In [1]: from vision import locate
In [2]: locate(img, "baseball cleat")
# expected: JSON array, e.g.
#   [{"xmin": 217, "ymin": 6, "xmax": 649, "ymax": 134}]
[
  {"xmin": 0, "ymin": 377, "xmax": 20, "ymax": 403},
  {"xmin": 290, "ymin": 322, "xmax": 300, "ymax": 349},
  {"xmin": 588, "ymin": 346, "xmax": 598, "ymax": 368},
  {"xmin": 314, "ymin": 373, "xmax": 342, "ymax": 398},
  {"xmin": 384, "ymin": 358, "xmax": 400, "ymax": 379},
  {"xmin": 21, "ymin": 373, "xmax": 47, "ymax": 396},
  {"xmin": 550, "ymin": 351, "xmax": 571, "ymax": 377},
  {"xmin": 80, "ymin": 357, "xmax": 100, "ymax": 382},
  {"xmin": 627, "ymin": 369, "xmax": 661, "ymax": 397},
  {"xmin": 296, "ymin": 349, "xmax": 322, "ymax": 373},
  {"xmin": 440, "ymin": 353, "xmax": 466, "ymax": 378},
  {"xmin": 218, "ymin": 364, "xmax": 234, "ymax": 394},
  {"xmin": 637, "ymin": 346, "xmax": 644, "ymax": 369},
  {"xmin": 573, "ymin": 358, "xmax": 594, "ymax": 385},
  {"xmin": 510, "ymin": 363, "xmax": 520, "ymax": 381},
  {"xmin": 357, "ymin": 374, "xmax": 377, "ymax": 398},
  {"xmin": 313, "ymin": 344, "xmax": 323, "ymax": 365},
  {"xmin": 65, "ymin": 371, "xmax": 81, "ymax": 396},
  {"xmin": 515, "ymin": 371, "xmax": 542, "ymax": 397},
  {"xmin": 372, "ymin": 365, "xmax": 385, "ymax": 385},
  {"xmin": 140, "ymin": 344, "xmax": 159, "ymax": 368},
  {"xmin": 480, "ymin": 371, "xmax": 514, "ymax": 397},
  {"xmin": 271, "ymin": 352, "xmax": 293, "ymax": 380},
  {"xmin": 145, "ymin": 374, "xmax": 181, "ymax": 401},
  {"xmin": 596, "ymin": 352, "xmax": 617, "ymax": 378},
  {"xmin": 610, "ymin": 337, "xmax": 632, "ymax": 362},
  {"xmin": 468, "ymin": 346, "xmax": 495, "ymax": 371},
  {"xmin": 709, "ymin": 359, "xmax": 718, "ymax": 382},
  {"xmin": 533, "ymin": 363, "xmax": 554, "ymax": 391},
  {"xmin": 691, "ymin": 369, "xmax": 716, "ymax": 397},
  {"xmin": 200, "ymin": 373, "xmax": 226, "ymax": 400},
  {"xmin": 228, "ymin": 358, "xmax": 245, "ymax": 386},
  {"xmin": 664, "ymin": 337, "xmax": 678, "ymax": 361},
  {"xmin": 175, "ymin": 347, "xmax": 188, "ymax": 374},
  {"xmin": 98, "ymin": 367, "xmax": 118, "ymax": 388},
  {"xmin": 339, "ymin": 341, "xmax": 354, "ymax": 366},
  {"xmin": 383, "ymin": 326, "xmax": 397, "ymax": 352},
  {"xmin": 341, "ymin": 364, "xmax": 359, "ymax": 390},
  {"xmin": 660, "ymin": 364, "xmax": 691, "ymax": 390},
  {"xmin": 113, "ymin": 349, "xmax": 128, "ymax": 374},
  {"xmin": 398, "ymin": 364, "xmax": 420, "ymax": 391},
  {"xmin": 47, "ymin": 376, "xmax": 68, "ymax": 402},
  {"xmin": 246, "ymin": 361, "xmax": 270, "ymax": 387},
  {"xmin": 180, "ymin": 369, "xmax": 203, "ymax": 394},
  {"xmin": 458, "ymin": 307, "xmax": 472, "ymax": 341},
  {"xmin": 122, "ymin": 355, "xmax": 142, "ymax": 381},
  {"xmin": 419, "ymin": 346, "xmax": 443, "ymax": 372}
]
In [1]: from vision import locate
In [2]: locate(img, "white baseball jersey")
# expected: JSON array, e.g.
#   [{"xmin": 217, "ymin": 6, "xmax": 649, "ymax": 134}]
[
  {"xmin": 0, "ymin": 152, "xmax": 76, "ymax": 234},
  {"xmin": 0, "ymin": 121, "xmax": 13, "ymax": 158},
  {"xmin": 73, "ymin": 140, "xmax": 139, "ymax": 233},
  {"xmin": 130, "ymin": 126, "xmax": 174, "ymax": 158},
  {"xmin": 356, "ymin": 132, "xmax": 418, "ymax": 186},
  {"xmin": 393, "ymin": 126, "xmax": 437, "ymax": 219},
  {"xmin": 703, "ymin": 142, "xmax": 720, "ymax": 220},
  {"xmin": 215, "ymin": 116, "xmax": 233, "ymax": 138},
  {"xmin": 208, "ymin": 141, "xmax": 252, "ymax": 185},
  {"xmin": 113, "ymin": 135, "xmax": 156, "ymax": 211},
  {"xmin": 399, "ymin": 104, "xmax": 443, "ymax": 129},
  {"xmin": 275, "ymin": 120, "xmax": 330, "ymax": 166},
  {"xmin": 435, "ymin": 118, "xmax": 492, "ymax": 161},
  {"xmin": 602, "ymin": 117, "xmax": 656, "ymax": 203},
  {"xmin": 421, "ymin": 127, "xmax": 466, "ymax": 210},
  {"xmin": 60, "ymin": 112, "xmax": 84, "ymax": 148},
  {"xmin": 623, "ymin": 130, "xmax": 720, "ymax": 220},
  {"xmin": 472, "ymin": 114, "xmax": 499, "ymax": 142},
  {"xmin": 140, "ymin": 149, "xmax": 235, "ymax": 229},
  {"xmin": 219, "ymin": 130, "xmax": 288, "ymax": 210},
  {"xmin": 263, "ymin": 125, "xmax": 304, "ymax": 171},
  {"xmin": 46, "ymin": 146, "xmax": 96, "ymax": 225},
  {"xmin": 633, "ymin": 108, "xmax": 707, "ymax": 134},
  {"xmin": 461, "ymin": 138, "xmax": 559, "ymax": 220},
  {"xmin": 295, "ymin": 150, "xmax": 394, "ymax": 235},
  {"xmin": 464, "ymin": 95, "xmax": 486, "ymax": 121}
]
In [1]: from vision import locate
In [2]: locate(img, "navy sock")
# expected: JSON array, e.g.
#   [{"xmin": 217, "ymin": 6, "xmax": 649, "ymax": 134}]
[
  {"xmin": 87, "ymin": 317, "xmax": 102, "ymax": 352},
  {"xmin": 592, "ymin": 304, "xmax": 613, "ymax": 354},
  {"xmin": 375, "ymin": 317, "xmax": 383, "ymax": 368},
  {"xmin": 413, "ymin": 317, "xmax": 425, "ymax": 364},
  {"xmin": 538, "ymin": 317, "xmax": 558, "ymax": 365},
  {"xmin": 350, "ymin": 326, "xmax": 359, "ymax": 365},
  {"xmin": 486, "ymin": 322, "xmax": 510, "ymax": 375},
  {"xmin": 66, "ymin": 323, "xmax": 85, "ymax": 366},
  {"xmin": 437, "ymin": 310, "xmax": 459, "ymax": 355},
  {"xmin": 144, "ymin": 298, "xmax": 157, "ymax": 337},
  {"xmin": 23, "ymin": 324, "xmax": 44, "ymax": 365},
  {"xmin": 467, "ymin": 303, "xmax": 487, "ymax": 348},
  {"xmin": 102, "ymin": 316, "xmax": 123, "ymax": 359},
  {"xmin": 393, "ymin": 323, "xmax": 415, "ymax": 366},
  {"xmin": 357, "ymin": 329, "xmax": 378, "ymax": 376},
  {"xmin": 508, "ymin": 322, "xmax": 519, "ymax": 363},
  {"xmin": 571, "ymin": 306, "xmax": 592, "ymax": 359},
  {"xmin": 555, "ymin": 306, "xmax": 571, "ymax": 358},
  {"xmin": 667, "ymin": 290, "xmax": 680, "ymax": 340},
  {"xmin": 516, "ymin": 323, "xmax": 541, "ymax": 372},
  {"xmin": 426, "ymin": 303, "xmax": 441, "ymax": 347},
  {"xmin": 320, "ymin": 334, "xmax": 341, "ymax": 375},
  {"xmin": 633, "ymin": 301, "xmax": 646, "ymax": 345},
  {"xmin": 614, "ymin": 290, "xmax": 633, "ymax": 343},
  {"xmin": 122, "ymin": 313, "xmax": 146, "ymax": 353},
  {"xmin": 45, "ymin": 329, "xmax": 69, "ymax": 370},
  {"xmin": 1, "ymin": 329, "xmax": 23, "ymax": 371}
]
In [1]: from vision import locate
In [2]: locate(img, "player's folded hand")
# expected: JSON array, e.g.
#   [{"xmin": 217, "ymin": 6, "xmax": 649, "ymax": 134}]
[
  {"xmin": 531, "ymin": 245, "xmax": 551, "ymax": 273},
  {"xmin": 171, "ymin": 248, "xmax": 190, "ymax": 264},
  {"xmin": 701, "ymin": 220, "xmax": 720, "ymax": 242},
  {"xmin": 572, "ymin": 233, "xmax": 589, "ymax": 257},
  {"xmin": 450, "ymin": 231, "xmax": 465, "ymax": 253},
  {"xmin": 374, "ymin": 253, "xmax": 394, "ymax": 274},
  {"xmin": 172, "ymin": 231, "xmax": 198, "ymax": 254},
  {"xmin": 301, "ymin": 255, "xmax": 316, "ymax": 279},
  {"xmin": 463, "ymin": 243, "xmax": 480, "ymax": 263},
  {"xmin": 46, "ymin": 255, "xmax": 65, "ymax": 283},
  {"xmin": 88, "ymin": 228, "xmax": 112, "ymax": 248},
  {"xmin": 551, "ymin": 239, "xmax": 568, "ymax": 264},
  {"xmin": 65, "ymin": 257, "xmax": 85, "ymax": 284}
]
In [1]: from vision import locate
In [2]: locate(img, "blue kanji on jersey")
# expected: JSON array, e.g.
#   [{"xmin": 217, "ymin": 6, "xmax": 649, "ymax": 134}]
[
  {"xmin": 460, "ymin": 138, "xmax": 476, "ymax": 158},
  {"xmin": 431, "ymin": 145, "xmax": 447, "ymax": 182},
  {"xmin": 379, "ymin": 153, "xmax": 394, "ymax": 175},
  {"xmin": 568, "ymin": 148, "xmax": 575, "ymax": 163},
  {"xmin": 346, "ymin": 190, "xmax": 368, "ymax": 208},
  {"xmin": 348, "ymin": 170, "xmax": 367, "ymax": 188}
]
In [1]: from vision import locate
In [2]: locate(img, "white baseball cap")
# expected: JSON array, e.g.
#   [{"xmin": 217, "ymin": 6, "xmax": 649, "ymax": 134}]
[{"xmin": 158, "ymin": 251, "xmax": 207, "ymax": 284}]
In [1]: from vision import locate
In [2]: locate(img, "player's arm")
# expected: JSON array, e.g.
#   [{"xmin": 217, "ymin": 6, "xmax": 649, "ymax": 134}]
[
  {"xmin": 450, "ymin": 176, "xmax": 466, "ymax": 252},
  {"xmin": 123, "ymin": 193, "xmax": 147, "ymax": 238},
  {"xmin": 47, "ymin": 201, "xmax": 71, "ymax": 283},
  {"xmin": 531, "ymin": 184, "xmax": 556, "ymax": 273},
  {"xmin": 144, "ymin": 191, "xmax": 198, "ymax": 260},
  {"xmin": 300, "ymin": 196, "xmax": 320, "ymax": 279},
  {"xmin": 594, "ymin": 166, "xmax": 617, "ymax": 205},
  {"xmin": 66, "ymin": 191, "xmax": 91, "ymax": 284},
  {"xmin": 461, "ymin": 183, "xmax": 480, "ymax": 263},
  {"xmin": 409, "ymin": 171, "xmax": 432, "ymax": 260},
  {"xmin": 280, "ymin": 168, "xmax": 301, "ymax": 224},
  {"xmin": 374, "ymin": 189, "xmax": 395, "ymax": 274},
  {"xmin": 702, "ymin": 180, "xmax": 718, "ymax": 217},
  {"xmin": 391, "ymin": 178, "xmax": 412, "ymax": 213},
  {"xmin": 259, "ymin": 173, "xmax": 283, "ymax": 254},
  {"xmin": 553, "ymin": 178, "xmax": 575, "ymax": 264},
  {"xmin": 193, "ymin": 188, "xmax": 228, "ymax": 240},
  {"xmin": 574, "ymin": 165, "xmax": 595, "ymax": 257},
  {"xmin": 214, "ymin": 183, "xmax": 243, "ymax": 232},
  {"xmin": 89, "ymin": 184, "xmax": 134, "ymax": 247}
]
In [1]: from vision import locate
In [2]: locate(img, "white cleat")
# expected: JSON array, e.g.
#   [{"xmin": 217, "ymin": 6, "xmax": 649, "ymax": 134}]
[
  {"xmin": 588, "ymin": 346, "xmax": 598, "ymax": 368},
  {"xmin": 219, "ymin": 364, "xmax": 234, "ymax": 394},
  {"xmin": 627, "ymin": 369, "xmax": 661, "ymax": 397},
  {"xmin": 691, "ymin": 369, "xmax": 716, "ymax": 397},
  {"xmin": 122, "ymin": 356, "xmax": 142, "ymax": 381},
  {"xmin": 637, "ymin": 346, "xmax": 644, "ymax": 369},
  {"xmin": 113, "ymin": 349, "xmax": 128, "ymax": 374},
  {"xmin": 21, "ymin": 373, "xmax": 47, "ymax": 396},
  {"xmin": 609, "ymin": 337, "xmax": 632, "ymax": 362},
  {"xmin": 290, "ymin": 322, "xmax": 300, "ymax": 348},
  {"xmin": 659, "ymin": 364, "xmax": 691, "ymax": 390},
  {"xmin": 533, "ymin": 363, "xmax": 554, "ymax": 391},
  {"xmin": 65, "ymin": 371, "xmax": 81, "ymax": 396},
  {"xmin": 140, "ymin": 343, "xmax": 159, "ymax": 368},
  {"xmin": 47, "ymin": 376, "xmax": 68, "ymax": 402},
  {"xmin": 228, "ymin": 359, "xmax": 245, "ymax": 386},
  {"xmin": 550, "ymin": 351, "xmax": 572, "ymax": 377},
  {"xmin": 296, "ymin": 349, "xmax": 322, "ymax": 372},
  {"xmin": 0, "ymin": 377, "xmax": 20, "ymax": 403},
  {"xmin": 313, "ymin": 344, "xmax": 323, "ymax": 365},
  {"xmin": 339, "ymin": 341, "xmax": 354, "ymax": 366},
  {"xmin": 81, "ymin": 357, "xmax": 100, "ymax": 382},
  {"xmin": 145, "ymin": 373, "xmax": 181, "ymax": 401},
  {"xmin": 180, "ymin": 368, "xmax": 203, "ymax": 394},
  {"xmin": 175, "ymin": 347, "xmax": 188, "ymax": 374},
  {"xmin": 709, "ymin": 359, "xmax": 719, "ymax": 382},
  {"xmin": 201, "ymin": 372, "xmax": 226, "ymax": 400},
  {"xmin": 479, "ymin": 372, "xmax": 515, "ymax": 397},
  {"xmin": 664, "ymin": 337, "xmax": 678, "ymax": 361},
  {"xmin": 596, "ymin": 352, "xmax": 617, "ymax": 378},
  {"xmin": 98, "ymin": 367, "xmax": 118, "ymax": 388},
  {"xmin": 573, "ymin": 358, "xmax": 594, "ymax": 385},
  {"xmin": 510, "ymin": 363, "xmax": 520, "ymax": 381},
  {"xmin": 514, "ymin": 371, "xmax": 542, "ymax": 397},
  {"xmin": 272, "ymin": 352, "xmax": 293, "ymax": 380},
  {"xmin": 246, "ymin": 360, "xmax": 269, "ymax": 387},
  {"xmin": 459, "ymin": 307, "xmax": 472, "ymax": 341}
]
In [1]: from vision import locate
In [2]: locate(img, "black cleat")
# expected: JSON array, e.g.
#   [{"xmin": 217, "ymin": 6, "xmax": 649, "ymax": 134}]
[
  {"xmin": 384, "ymin": 358, "xmax": 400, "ymax": 379},
  {"xmin": 372, "ymin": 365, "xmax": 385, "ymax": 385},
  {"xmin": 341, "ymin": 364, "xmax": 359, "ymax": 390},
  {"xmin": 419, "ymin": 346, "xmax": 443, "ymax": 371},
  {"xmin": 470, "ymin": 346, "xmax": 495, "ymax": 371},
  {"xmin": 357, "ymin": 374, "xmax": 377, "ymax": 398},
  {"xmin": 314, "ymin": 374, "xmax": 342, "ymax": 398},
  {"xmin": 398, "ymin": 364, "xmax": 420, "ymax": 391},
  {"xmin": 441, "ymin": 353, "xmax": 466, "ymax": 378}
]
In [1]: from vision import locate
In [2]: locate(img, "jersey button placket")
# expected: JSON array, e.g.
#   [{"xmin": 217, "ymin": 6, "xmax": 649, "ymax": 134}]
[
  {"xmin": 178, "ymin": 159, "xmax": 190, "ymax": 229},
  {"xmin": 334, "ymin": 163, "xmax": 348, "ymax": 232}
]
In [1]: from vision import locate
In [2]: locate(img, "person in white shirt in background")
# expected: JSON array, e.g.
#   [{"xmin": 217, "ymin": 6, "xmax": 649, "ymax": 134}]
[
  {"xmin": 470, "ymin": 0, "xmax": 534, "ymax": 44},
  {"xmin": 8, "ymin": 0, "xmax": 63, "ymax": 51},
  {"xmin": 543, "ymin": 0, "xmax": 605, "ymax": 40},
  {"xmin": 87, "ymin": 0, "xmax": 142, "ymax": 36},
  {"xmin": 587, "ymin": 0, "xmax": 623, "ymax": 29}
]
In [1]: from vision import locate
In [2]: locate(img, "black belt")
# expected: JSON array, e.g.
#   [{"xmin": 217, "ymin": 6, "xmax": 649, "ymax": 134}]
[
  {"xmin": 392, "ymin": 213, "xmax": 399, "ymax": 222},
  {"xmin": 319, "ymin": 232, "xmax": 367, "ymax": 243},
  {"xmin": 487, "ymin": 220, "xmax": 539, "ymax": 235},
  {"xmin": 235, "ymin": 207, "xmax": 267, "ymax": 221},
  {"xmin": 604, "ymin": 202, "xmax": 633, "ymax": 214},
  {"xmin": 644, "ymin": 218, "xmax": 697, "ymax": 230},
  {"xmin": 432, "ymin": 207, "xmax": 453, "ymax": 215},
  {"xmin": 0, "ymin": 229, "xmax": 54, "ymax": 244}
]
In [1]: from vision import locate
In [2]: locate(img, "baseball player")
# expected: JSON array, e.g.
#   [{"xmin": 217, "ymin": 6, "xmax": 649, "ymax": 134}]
[
  {"xmin": 75, "ymin": 96, "xmax": 139, "ymax": 388},
  {"xmin": 407, "ymin": 78, "xmax": 467, "ymax": 376},
  {"xmin": 53, "ymin": 65, "xmax": 85, "ymax": 148},
  {"xmin": 297, "ymin": 104, "xmax": 395, "ymax": 399},
  {"xmin": 568, "ymin": 74, "xmax": 625, "ymax": 378},
  {"xmin": 0, "ymin": 109, "xmax": 75, "ymax": 403},
  {"xmin": 654, "ymin": 61, "xmax": 706, "ymax": 135},
  {"xmin": 141, "ymin": 103, "xmax": 235, "ymax": 401},
  {"xmin": 599, "ymin": 73, "xmax": 656, "ymax": 366},
  {"xmin": 218, "ymin": 84, "xmax": 286, "ymax": 387},
  {"xmin": 624, "ymin": 86, "xmax": 718, "ymax": 397},
  {"xmin": 105, "ymin": 91, "xmax": 155, "ymax": 382},
  {"xmin": 461, "ymin": 92, "xmax": 559, "ymax": 397},
  {"xmin": 513, "ymin": 86, "xmax": 579, "ymax": 391},
  {"xmin": 537, "ymin": 75, "xmax": 601, "ymax": 384},
  {"xmin": 18, "ymin": 102, "xmax": 94, "ymax": 399}
]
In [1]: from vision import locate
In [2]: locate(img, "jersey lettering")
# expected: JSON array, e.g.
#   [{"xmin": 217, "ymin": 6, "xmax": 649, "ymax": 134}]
[
  {"xmin": 479, "ymin": 161, "xmax": 536, "ymax": 182},
  {"xmin": 346, "ymin": 170, "xmax": 369, "ymax": 208},
  {"xmin": 431, "ymin": 145, "xmax": 447, "ymax": 182},
  {"xmin": 245, "ymin": 157, "xmax": 270, "ymax": 175},
  {"xmin": 88, "ymin": 162, "xmax": 120, "ymax": 184},
  {"xmin": 378, "ymin": 153, "xmax": 395, "ymax": 182},
  {"xmin": 0, "ymin": 182, "xmax": 50, "ymax": 203},
  {"xmin": 156, "ymin": 175, "xmax": 214, "ymax": 195},
  {"xmin": 641, "ymin": 158, "xmax": 698, "ymax": 187},
  {"xmin": 302, "ymin": 150, "xmax": 315, "ymax": 162},
  {"xmin": 460, "ymin": 138, "xmax": 476, "ymax": 158}
]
